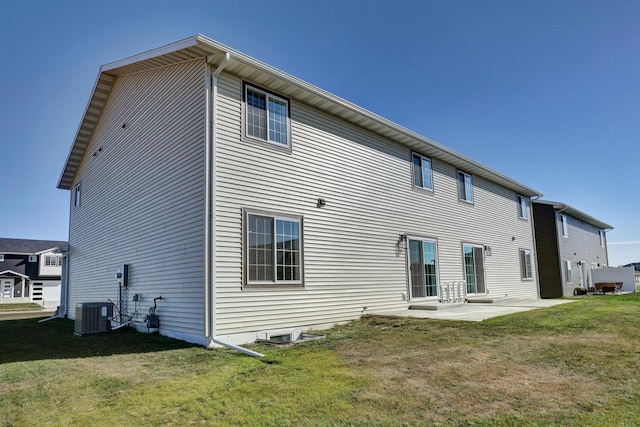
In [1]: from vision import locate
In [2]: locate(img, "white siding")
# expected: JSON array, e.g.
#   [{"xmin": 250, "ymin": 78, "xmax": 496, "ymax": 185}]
[
  {"xmin": 214, "ymin": 74, "xmax": 538, "ymax": 340},
  {"xmin": 558, "ymin": 214, "xmax": 609, "ymax": 296},
  {"xmin": 38, "ymin": 251, "xmax": 62, "ymax": 277},
  {"xmin": 67, "ymin": 59, "xmax": 207, "ymax": 343}
]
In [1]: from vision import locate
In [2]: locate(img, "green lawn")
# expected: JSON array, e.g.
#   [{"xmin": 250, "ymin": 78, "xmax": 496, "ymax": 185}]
[
  {"xmin": 0, "ymin": 303, "xmax": 45, "ymax": 312},
  {"xmin": 1, "ymin": 294, "xmax": 639, "ymax": 426}
]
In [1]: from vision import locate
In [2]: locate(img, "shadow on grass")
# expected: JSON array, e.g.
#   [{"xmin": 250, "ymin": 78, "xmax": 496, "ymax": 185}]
[{"xmin": 0, "ymin": 316, "xmax": 196, "ymax": 364}]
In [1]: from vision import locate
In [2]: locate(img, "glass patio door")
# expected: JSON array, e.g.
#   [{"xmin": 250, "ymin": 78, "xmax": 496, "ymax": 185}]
[
  {"xmin": 463, "ymin": 244, "xmax": 486, "ymax": 294},
  {"xmin": 408, "ymin": 239, "xmax": 438, "ymax": 299}
]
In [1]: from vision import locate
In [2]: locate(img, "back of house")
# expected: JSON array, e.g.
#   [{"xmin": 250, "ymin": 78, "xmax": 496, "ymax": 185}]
[
  {"xmin": 58, "ymin": 35, "xmax": 542, "ymax": 346},
  {"xmin": 532, "ymin": 200, "xmax": 612, "ymax": 297}
]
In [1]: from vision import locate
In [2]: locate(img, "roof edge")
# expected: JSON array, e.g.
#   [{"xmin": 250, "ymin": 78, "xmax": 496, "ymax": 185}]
[
  {"xmin": 57, "ymin": 34, "xmax": 543, "ymax": 197},
  {"xmin": 533, "ymin": 200, "xmax": 613, "ymax": 230},
  {"xmin": 101, "ymin": 35, "xmax": 201, "ymax": 73}
]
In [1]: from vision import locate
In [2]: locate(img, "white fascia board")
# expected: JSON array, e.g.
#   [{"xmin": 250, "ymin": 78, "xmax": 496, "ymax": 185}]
[
  {"xmin": 34, "ymin": 247, "xmax": 62, "ymax": 255},
  {"xmin": 195, "ymin": 35, "xmax": 542, "ymax": 197},
  {"xmin": 57, "ymin": 34, "xmax": 543, "ymax": 197},
  {"xmin": 101, "ymin": 36, "xmax": 201, "ymax": 73},
  {"xmin": 0, "ymin": 270, "xmax": 30, "ymax": 279}
]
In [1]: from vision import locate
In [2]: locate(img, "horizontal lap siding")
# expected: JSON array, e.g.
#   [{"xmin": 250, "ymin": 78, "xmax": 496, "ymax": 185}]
[
  {"xmin": 215, "ymin": 73, "xmax": 537, "ymax": 337},
  {"xmin": 558, "ymin": 214, "xmax": 608, "ymax": 296},
  {"xmin": 68, "ymin": 59, "xmax": 206, "ymax": 340}
]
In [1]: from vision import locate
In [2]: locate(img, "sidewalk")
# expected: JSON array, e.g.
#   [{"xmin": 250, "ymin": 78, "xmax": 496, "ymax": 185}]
[{"xmin": 0, "ymin": 309, "xmax": 56, "ymax": 320}]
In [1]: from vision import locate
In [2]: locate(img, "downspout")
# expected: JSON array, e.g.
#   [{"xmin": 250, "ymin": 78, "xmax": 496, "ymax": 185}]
[{"xmin": 203, "ymin": 52, "xmax": 261, "ymax": 357}]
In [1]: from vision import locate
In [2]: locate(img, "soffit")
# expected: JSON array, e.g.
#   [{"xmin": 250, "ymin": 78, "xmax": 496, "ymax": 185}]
[{"xmin": 58, "ymin": 35, "xmax": 542, "ymax": 197}]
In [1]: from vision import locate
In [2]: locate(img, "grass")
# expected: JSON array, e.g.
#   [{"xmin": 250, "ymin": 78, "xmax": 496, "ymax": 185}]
[
  {"xmin": 0, "ymin": 303, "xmax": 45, "ymax": 312},
  {"xmin": 1, "ymin": 294, "xmax": 639, "ymax": 426}
]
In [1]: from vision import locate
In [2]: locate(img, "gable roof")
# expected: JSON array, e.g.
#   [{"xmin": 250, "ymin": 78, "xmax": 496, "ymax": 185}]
[
  {"xmin": 0, "ymin": 238, "xmax": 68, "ymax": 254},
  {"xmin": 57, "ymin": 34, "xmax": 542, "ymax": 198},
  {"xmin": 0, "ymin": 270, "xmax": 30, "ymax": 279},
  {"xmin": 532, "ymin": 200, "xmax": 613, "ymax": 230}
]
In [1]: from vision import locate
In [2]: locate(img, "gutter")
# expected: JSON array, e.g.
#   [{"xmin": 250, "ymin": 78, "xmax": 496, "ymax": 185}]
[{"xmin": 203, "ymin": 52, "xmax": 260, "ymax": 357}]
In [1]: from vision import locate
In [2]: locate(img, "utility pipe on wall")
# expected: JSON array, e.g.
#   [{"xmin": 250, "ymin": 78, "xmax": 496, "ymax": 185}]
[{"xmin": 203, "ymin": 52, "xmax": 261, "ymax": 356}]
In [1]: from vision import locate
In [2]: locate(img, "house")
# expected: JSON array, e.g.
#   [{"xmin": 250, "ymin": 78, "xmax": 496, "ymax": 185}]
[
  {"xmin": 532, "ymin": 200, "xmax": 612, "ymax": 298},
  {"xmin": 0, "ymin": 238, "xmax": 67, "ymax": 308},
  {"xmin": 57, "ymin": 35, "xmax": 543, "ymax": 347}
]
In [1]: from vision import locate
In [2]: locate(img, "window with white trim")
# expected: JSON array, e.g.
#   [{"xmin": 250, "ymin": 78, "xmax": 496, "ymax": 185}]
[
  {"xmin": 458, "ymin": 171, "xmax": 473, "ymax": 203},
  {"xmin": 564, "ymin": 260, "xmax": 572, "ymax": 283},
  {"xmin": 74, "ymin": 182, "xmax": 81, "ymax": 207},
  {"xmin": 519, "ymin": 249, "xmax": 532, "ymax": 280},
  {"xmin": 244, "ymin": 83, "xmax": 290, "ymax": 147},
  {"xmin": 599, "ymin": 230, "xmax": 605, "ymax": 247},
  {"xmin": 559, "ymin": 213, "xmax": 568, "ymax": 237},
  {"xmin": 29, "ymin": 255, "xmax": 37, "ymax": 262},
  {"xmin": 412, "ymin": 153, "xmax": 433, "ymax": 191},
  {"xmin": 245, "ymin": 211, "xmax": 302, "ymax": 285},
  {"xmin": 0, "ymin": 254, "xmax": 4, "ymax": 262},
  {"xmin": 45, "ymin": 255, "xmax": 61, "ymax": 267},
  {"xmin": 517, "ymin": 195, "xmax": 528, "ymax": 220}
]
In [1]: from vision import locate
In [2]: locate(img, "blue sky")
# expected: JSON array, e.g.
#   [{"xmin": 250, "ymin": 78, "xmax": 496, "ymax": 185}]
[{"xmin": 0, "ymin": 0, "xmax": 638, "ymax": 265}]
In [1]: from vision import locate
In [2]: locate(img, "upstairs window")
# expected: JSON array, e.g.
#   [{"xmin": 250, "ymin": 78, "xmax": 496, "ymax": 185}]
[
  {"xmin": 599, "ymin": 230, "xmax": 605, "ymax": 247},
  {"xmin": 517, "ymin": 195, "xmax": 528, "ymax": 220},
  {"xmin": 559, "ymin": 213, "xmax": 568, "ymax": 237},
  {"xmin": 0, "ymin": 255, "xmax": 4, "ymax": 261},
  {"xmin": 29, "ymin": 256, "xmax": 37, "ymax": 262},
  {"xmin": 45, "ymin": 255, "xmax": 61, "ymax": 266},
  {"xmin": 519, "ymin": 249, "xmax": 532, "ymax": 280},
  {"xmin": 412, "ymin": 153, "xmax": 433, "ymax": 191},
  {"xmin": 458, "ymin": 171, "xmax": 473, "ymax": 203},
  {"xmin": 244, "ymin": 83, "xmax": 290, "ymax": 147}
]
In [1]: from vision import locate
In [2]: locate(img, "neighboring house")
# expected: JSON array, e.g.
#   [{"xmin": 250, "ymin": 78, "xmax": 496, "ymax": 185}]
[
  {"xmin": 57, "ymin": 35, "xmax": 543, "ymax": 347},
  {"xmin": 623, "ymin": 262, "xmax": 640, "ymax": 272},
  {"xmin": 532, "ymin": 200, "xmax": 612, "ymax": 298},
  {"xmin": 0, "ymin": 238, "xmax": 67, "ymax": 308}
]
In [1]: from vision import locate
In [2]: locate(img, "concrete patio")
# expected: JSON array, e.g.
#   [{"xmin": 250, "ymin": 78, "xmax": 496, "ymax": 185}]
[{"xmin": 371, "ymin": 298, "xmax": 576, "ymax": 322}]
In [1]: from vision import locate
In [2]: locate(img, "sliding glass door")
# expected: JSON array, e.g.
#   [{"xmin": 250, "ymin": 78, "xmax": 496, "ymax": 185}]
[
  {"xmin": 408, "ymin": 238, "xmax": 438, "ymax": 299},
  {"xmin": 463, "ymin": 244, "xmax": 485, "ymax": 294}
]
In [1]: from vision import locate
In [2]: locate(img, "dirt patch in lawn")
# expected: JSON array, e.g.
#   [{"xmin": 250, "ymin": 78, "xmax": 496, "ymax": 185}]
[{"xmin": 330, "ymin": 318, "xmax": 615, "ymax": 422}]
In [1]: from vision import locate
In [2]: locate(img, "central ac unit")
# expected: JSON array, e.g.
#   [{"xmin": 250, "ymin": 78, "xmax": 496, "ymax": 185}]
[{"xmin": 74, "ymin": 302, "xmax": 113, "ymax": 335}]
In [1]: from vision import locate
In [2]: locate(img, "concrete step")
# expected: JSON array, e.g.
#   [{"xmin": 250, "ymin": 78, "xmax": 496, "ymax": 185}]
[
  {"xmin": 408, "ymin": 304, "xmax": 439, "ymax": 311},
  {"xmin": 467, "ymin": 298, "xmax": 494, "ymax": 304}
]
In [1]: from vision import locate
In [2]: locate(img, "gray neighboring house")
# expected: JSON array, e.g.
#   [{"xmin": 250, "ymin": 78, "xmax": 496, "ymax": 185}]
[
  {"xmin": 0, "ymin": 238, "xmax": 67, "ymax": 308},
  {"xmin": 57, "ymin": 35, "xmax": 544, "ymax": 347},
  {"xmin": 532, "ymin": 200, "xmax": 613, "ymax": 298}
]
